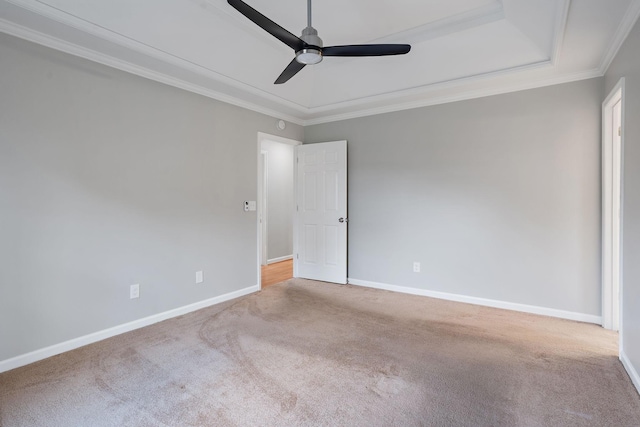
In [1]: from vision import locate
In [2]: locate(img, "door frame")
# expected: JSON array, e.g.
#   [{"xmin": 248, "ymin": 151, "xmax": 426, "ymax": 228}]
[
  {"xmin": 260, "ymin": 150, "xmax": 269, "ymax": 266},
  {"xmin": 601, "ymin": 77, "xmax": 625, "ymax": 337},
  {"xmin": 257, "ymin": 132, "xmax": 302, "ymax": 288}
]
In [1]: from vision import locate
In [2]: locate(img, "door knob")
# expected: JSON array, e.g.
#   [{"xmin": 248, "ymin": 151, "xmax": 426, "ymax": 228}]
[{"xmin": 339, "ymin": 217, "xmax": 349, "ymax": 223}]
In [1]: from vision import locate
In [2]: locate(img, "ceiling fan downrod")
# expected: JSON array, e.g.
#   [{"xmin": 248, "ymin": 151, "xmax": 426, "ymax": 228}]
[{"xmin": 297, "ymin": 0, "xmax": 323, "ymax": 65}]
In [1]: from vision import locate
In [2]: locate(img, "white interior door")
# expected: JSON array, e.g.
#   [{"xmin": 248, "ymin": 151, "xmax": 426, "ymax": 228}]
[{"xmin": 295, "ymin": 141, "xmax": 347, "ymax": 284}]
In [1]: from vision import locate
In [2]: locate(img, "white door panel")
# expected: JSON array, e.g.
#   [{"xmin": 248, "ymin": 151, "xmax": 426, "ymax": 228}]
[{"xmin": 295, "ymin": 141, "xmax": 347, "ymax": 284}]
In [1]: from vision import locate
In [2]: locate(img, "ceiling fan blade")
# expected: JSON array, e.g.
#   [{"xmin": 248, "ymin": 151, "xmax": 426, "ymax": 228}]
[
  {"xmin": 227, "ymin": 0, "xmax": 305, "ymax": 51},
  {"xmin": 322, "ymin": 44, "xmax": 411, "ymax": 57},
  {"xmin": 275, "ymin": 59, "xmax": 306, "ymax": 84}
]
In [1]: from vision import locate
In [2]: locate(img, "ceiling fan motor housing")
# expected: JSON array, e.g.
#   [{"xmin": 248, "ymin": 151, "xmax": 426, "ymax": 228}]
[
  {"xmin": 300, "ymin": 26, "xmax": 323, "ymax": 47},
  {"xmin": 296, "ymin": 26, "xmax": 323, "ymax": 64}
]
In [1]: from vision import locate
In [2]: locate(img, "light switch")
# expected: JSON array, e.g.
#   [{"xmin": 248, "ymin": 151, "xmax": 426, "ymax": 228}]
[{"xmin": 244, "ymin": 201, "xmax": 257, "ymax": 211}]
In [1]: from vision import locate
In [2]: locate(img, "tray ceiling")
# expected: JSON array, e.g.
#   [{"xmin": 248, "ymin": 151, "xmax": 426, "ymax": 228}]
[{"xmin": 1, "ymin": 0, "xmax": 639, "ymax": 124}]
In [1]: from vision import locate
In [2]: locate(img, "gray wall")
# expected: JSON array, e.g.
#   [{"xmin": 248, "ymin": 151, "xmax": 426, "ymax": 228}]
[
  {"xmin": 605, "ymin": 19, "xmax": 640, "ymax": 379},
  {"xmin": 262, "ymin": 140, "xmax": 294, "ymax": 261},
  {"xmin": 306, "ymin": 78, "xmax": 603, "ymax": 316},
  {"xmin": 0, "ymin": 26, "xmax": 620, "ymax": 365},
  {"xmin": 0, "ymin": 33, "xmax": 303, "ymax": 362}
]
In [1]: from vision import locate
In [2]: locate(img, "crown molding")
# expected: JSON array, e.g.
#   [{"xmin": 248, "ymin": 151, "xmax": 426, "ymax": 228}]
[
  {"xmin": 3, "ymin": 0, "xmax": 310, "ymax": 120},
  {"xmin": 0, "ymin": 16, "xmax": 602, "ymax": 128},
  {"xmin": 0, "ymin": 17, "xmax": 306, "ymax": 125},
  {"xmin": 599, "ymin": 0, "xmax": 640, "ymax": 74},
  {"xmin": 304, "ymin": 59, "xmax": 553, "ymax": 115},
  {"xmin": 303, "ymin": 68, "xmax": 602, "ymax": 126},
  {"xmin": 2, "ymin": 0, "xmax": 633, "ymax": 127},
  {"xmin": 551, "ymin": 0, "xmax": 571, "ymax": 66}
]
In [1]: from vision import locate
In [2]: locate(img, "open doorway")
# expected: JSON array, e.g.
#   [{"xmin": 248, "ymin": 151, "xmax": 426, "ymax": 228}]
[
  {"xmin": 257, "ymin": 132, "xmax": 302, "ymax": 289},
  {"xmin": 602, "ymin": 78, "xmax": 624, "ymax": 333}
]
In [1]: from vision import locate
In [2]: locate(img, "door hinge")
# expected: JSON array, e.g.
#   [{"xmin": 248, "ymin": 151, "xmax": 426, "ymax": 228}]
[
  {"xmin": 619, "ymin": 126, "xmax": 622, "ymax": 137},
  {"xmin": 296, "ymin": 253, "xmax": 299, "ymax": 259}
]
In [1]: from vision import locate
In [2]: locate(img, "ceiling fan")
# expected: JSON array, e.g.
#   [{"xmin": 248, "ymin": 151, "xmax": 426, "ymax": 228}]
[{"xmin": 227, "ymin": 0, "xmax": 411, "ymax": 84}]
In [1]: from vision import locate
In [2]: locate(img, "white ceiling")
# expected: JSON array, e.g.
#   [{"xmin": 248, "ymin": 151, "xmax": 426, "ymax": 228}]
[{"xmin": 1, "ymin": 0, "xmax": 639, "ymax": 124}]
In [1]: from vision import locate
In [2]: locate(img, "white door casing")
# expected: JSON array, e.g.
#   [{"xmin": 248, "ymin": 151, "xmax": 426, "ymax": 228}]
[
  {"xmin": 260, "ymin": 151, "xmax": 268, "ymax": 266},
  {"xmin": 295, "ymin": 141, "xmax": 347, "ymax": 284},
  {"xmin": 612, "ymin": 98, "xmax": 622, "ymax": 332},
  {"xmin": 602, "ymin": 78, "xmax": 624, "ymax": 333}
]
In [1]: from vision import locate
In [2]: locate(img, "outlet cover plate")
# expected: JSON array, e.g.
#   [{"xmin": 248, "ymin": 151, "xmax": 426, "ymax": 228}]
[{"xmin": 130, "ymin": 284, "xmax": 140, "ymax": 299}]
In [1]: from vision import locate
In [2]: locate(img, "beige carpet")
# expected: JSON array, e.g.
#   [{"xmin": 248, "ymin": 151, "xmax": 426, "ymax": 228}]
[{"xmin": 1, "ymin": 279, "xmax": 639, "ymax": 426}]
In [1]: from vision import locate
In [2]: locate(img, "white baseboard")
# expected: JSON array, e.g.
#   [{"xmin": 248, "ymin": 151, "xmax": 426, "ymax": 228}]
[
  {"xmin": 0, "ymin": 285, "xmax": 259, "ymax": 374},
  {"xmin": 620, "ymin": 350, "xmax": 640, "ymax": 395},
  {"xmin": 267, "ymin": 255, "xmax": 293, "ymax": 264},
  {"xmin": 348, "ymin": 278, "xmax": 602, "ymax": 324}
]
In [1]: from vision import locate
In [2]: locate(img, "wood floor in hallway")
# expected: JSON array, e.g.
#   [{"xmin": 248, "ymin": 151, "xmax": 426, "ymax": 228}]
[{"xmin": 261, "ymin": 259, "xmax": 293, "ymax": 288}]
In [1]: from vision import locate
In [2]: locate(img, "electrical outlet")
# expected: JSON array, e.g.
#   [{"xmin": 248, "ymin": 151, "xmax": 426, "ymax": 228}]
[
  {"xmin": 413, "ymin": 262, "xmax": 421, "ymax": 273},
  {"xmin": 195, "ymin": 270, "xmax": 204, "ymax": 284},
  {"xmin": 130, "ymin": 284, "xmax": 140, "ymax": 299}
]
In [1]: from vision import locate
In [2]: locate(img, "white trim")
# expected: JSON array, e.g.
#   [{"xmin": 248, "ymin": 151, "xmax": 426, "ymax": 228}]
[
  {"xmin": 618, "ymin": 78, "xmax": 627, "ymax": 356},
  {"xmin": 550, "ymin": 0, "xmax": 571, "ymax": 66},
  {"xmin": 257, "ymin": 133, "xmax": 304, "ymax": 147},
  {"xmin": 0, "ymin": 285, "xmax": 259, "ymax": 374},
  {"xmin": 620, "ymin": 351, "xmax": 640, "ymax": 395},
  {"xmin": 0, "ymin": 18, "xmax": 305, "ymax": 126},
  {"xmin": 3, "ymin": 0, "xmax": 637, "ymax": 127},
  {"xmin": 259, "ymin": 150, "xmax": 269, "ymax": 266},
  {"xmin": 0, "ymin": 13, "xmax": 608, "ymax": 127},
  {"xmin": 602, "ymin": 78, "xmax": 625, "ymax": 332},
  {"xmin": 267, "ymin": 255, "xmax": 293, "ymax": 264},
  {"xmin": 293, "ymin": 146, "xmax": 300, "ymax": 279},
  {"xmin": 303, "ymin": 69, "xmax": 601, "ymax": 126},
  {"xmin": 599, "ymin": 0, "xmax": 640, "ymax": 75},
  {"xmin": 348, "ymin": 278, "xmax": 602, "ymax": 324},
  {"xmin": 306, "ymin": 59, "xmax": 552, "ymax": 114},
  {"xmin": 3, "ymin": 0, "xmax": 310, "ymax": 114}
]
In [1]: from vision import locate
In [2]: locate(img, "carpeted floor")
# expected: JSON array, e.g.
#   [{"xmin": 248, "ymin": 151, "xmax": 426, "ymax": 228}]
[{"xmin": 1, "ymin": 279, "xmax": 639, "ymax": 426}]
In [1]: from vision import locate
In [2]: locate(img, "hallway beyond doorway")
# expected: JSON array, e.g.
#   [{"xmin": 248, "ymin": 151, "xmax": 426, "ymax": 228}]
[{"xmin": 261, "ymin": 259, "xmax": 293, "ymax": 288}]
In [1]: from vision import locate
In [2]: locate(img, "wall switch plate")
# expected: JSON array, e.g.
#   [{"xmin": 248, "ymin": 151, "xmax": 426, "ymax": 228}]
[
  {"xmin": 244, "ymin": 201, "xmax": 257, "ymax": 211},
  {"xmin": 413, "ymin": 262, "xmax": 421, "ymax": 273},
  {"xmin": 195, "ymin": 270, "xmax": 204, "ymax": 284},
  {"xmin": 130, "ymin": 284, "xmax": 140, "ymax": 299}
]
